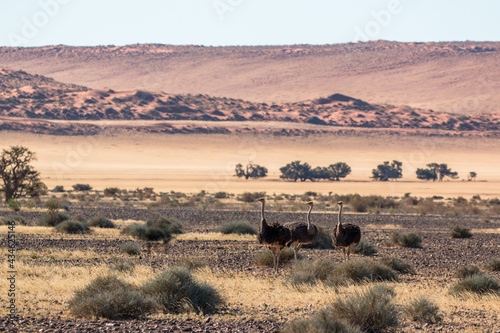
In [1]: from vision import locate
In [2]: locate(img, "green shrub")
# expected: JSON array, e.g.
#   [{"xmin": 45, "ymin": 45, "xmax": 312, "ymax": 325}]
[
  {"xmin": 329, "ymin": 259, "xmax": 398, "ymax": 285},
  {"xmin": 350, "ymin": 195, "xmax": 368, "ymax": 213},
  {"xmin": 214, "ymin": 192, "xmax": 228, "ymax": 199},
  {"xmin": 485, "ymin": 257, "xmax": 500, "ymax": 272},
  {"xmin": 0, "ymin": 215, "xmax": 26, "ymax": 226},
  {"xmin": 88, "ymin": 216, "xmax": 115, "ymax": 228},
  {"xmin": 120, "ymin": 242, "xmax": 141, "ymax": 256},
  {"xmin": 330, "ymin": 285, "xmax": 398, "ymax": 331},
  {"xmin": 55, "ymin": 220, "xmax": 90, "ymax": 234},
  {"xmin": 45, "ymin": 198, "xmax": 61, "ymax": 211},
  {"xmin": 216, "ymin": 220, "xmax": 256, "ymax": 235},
  {"xmin": 455, "ymin": 265, "xmax": 481, "ymax": 279},
  {"xmin": 146, "ymin": 217, "xmax": 183, "ymax": 235},
  {"xmin": 381, "ymin": 257, "xmax": 415, "ymax": 274},
  {"xmin": 352, "ymin": 239, "xmax": 378, "ymax": 256},
  {"xmin": 68, "ymin": 275, "xmax": 156, "ymax": 319},
  {"xmin": 389, "ymin": 232, "xmax": 422, "ymax": 248},
  {"xmin": 287, "ymin": 259, "xmax": 336, "ymax": 286},
  {"xmin": 103, "ymin": 187, "xmax": 120, "ymax": 197},
  {"xmin": 450, "ymin": 273, "xmax": 500, "ymax": 296},
  {"xmin": 122, "ymin": 222, "xmax": 171, "ymax": 242},
  {"xmin": 255, "ymin": 247, "xmax": 297, "ymax": 268},
  {"xmin": 283, "ymin": 310, "xmax": 361, "ymax": 333},
  {"xmin": 141, "ymin": 267, "xmax": 223, "ymax": 314},
  {"xmin": 403, "ymin": 297, "xmax": 441, "ymax": 323},
  {"xmin": 303, "ymin": 227, "xmax": 333, "ymax": 249},
  {"xmin": 450, "ymin": 226, "xmax": 472, "ymax": 238},
  {"xmin": 72, "ymin": 184, "xmax": 92, "ymax": 191},
  {"xmin": 38, "ymin": 212, "xmax": 70, "ymax": 226},
  {"xmin": 7, "ymin": 199, "xmax": 21, "ymax": 211}
]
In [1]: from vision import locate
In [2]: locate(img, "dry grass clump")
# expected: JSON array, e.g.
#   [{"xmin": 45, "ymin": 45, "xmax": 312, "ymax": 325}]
[
  {"xmin": 122, "ymin": 223, "xmax": 170, "ymax": 242},
  {"xmin": 450, "ymin": 226, "xmax": 472, "ymax": 238},
  {"xmin": 141, "ymin": 267, "xmax": 223, "ymax": 314},
  {"xmin": 387, "ymin": 232, "xmax": 422, "ymax": 248},
  {"xmin": 55, "ymin": 220, "xmax": 90, "ymax": 234},
  {"xmin": 484, "ymin": 257, "xmax": 500, "ymax": 272},
  {"xmin": 68, "ymin": 275, "xmax": 156, "ymax": 319},
  {"xmin": 352, "ymin": 239, "xmax": 378, "ymax": 256},
  {"xmin": 146, "ymin": 217, "xmax": 183, "ymax": 235},
  {"xmin": 255, "ymin": 247, "xmax": 298, "ymax": 267},
  {"xmin": 381, "ymin": 257, "xmax": 415, "ymax": 274},
  {"xmin": 112, "ymin": 260, "xmax": 136, "ymax": 273},
  {"xmin": 403, "ymin": 297, "xmax": 442, "ymax": 323},
  {"xmin": 450, "ymin": 273, "xmax": 500, "ymax": 297},
  {"xmin": 216, "ymin": 220, "xmax": 256, "ymax": 235},
  {"xmin": 177, "ymin": 256, "xmax": 207, "ymax": 270},
  {"xmin": 287, "ymin": 259, "xmax": 337, "ymax": 286},
  {"xmin": 0, "ymin": 215, "xmax": 26, "ymax": 225},
  {"xmin": 88, "ymin": 216, "xmax": 115, "ymax": 228},
  {"xmin": 38, "ymin": 212, "xmax": 70, "ymax": 227},
  {"xmin": 120, "ymin": 242, "xmax": 141, "ymax": 256},
  {"xmin": 283, "ymin": 311, "xmax": 361, "ymax": 333},
  {"xmin": 455, "ymin": 265, "xmax": 481, "ymax": 279}
]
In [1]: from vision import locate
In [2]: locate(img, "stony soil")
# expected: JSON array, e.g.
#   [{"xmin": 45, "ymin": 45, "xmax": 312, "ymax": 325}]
[{"xmin": 1, "ymin": 207, "xmax": 499, "ymax": 332}]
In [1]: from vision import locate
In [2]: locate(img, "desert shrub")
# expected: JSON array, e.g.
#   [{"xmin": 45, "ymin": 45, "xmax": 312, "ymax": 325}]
[
  {"xmin": 303, "ymin": 227, "xmax": 333, "ymax": 249},
  {"xmin": 38, "ymin": 212, "xmax": 70, "ymax": 226},
  {"xmin": 146, "ymin": 217, "xmax": 183, "ymax": 235},
  {"xmin": 255, "ymin": 247, "xmax": 297, "ymax": 267},
  {"xmin": 381, "ymin": 257, "xmax": 415, "ymax": 274},
  {"xmin": 7, "ymin": 199, "xmax": 21, "ymax": 211},
  {"xmin": 450, "ymin": 273, "xmax": 500, "ymax": 296},
  {"xmin": 330, "ymin": 285, "xmax": 398, "ymax": 331},
  {"xmin": 120, "ymin": 242, "xmax": 141, "ymax": 256},
  {"xmin": 283, "ymin": 310, "xmax": 361, "ymax": 333},
  {"xmin": 389, "ymin": 232, "xmax": 422, "ymax": 248},
  {"xmin": 350, "ymin": 195, "xmax": 368, "ymax": 213},
  {"xmin": 55, "ymin": 220, "xmax": 90, "ymax": 234},
  {"xmin": 450, "ymin": 226, "xmax": 472, "ymax": 239},
  {"xmin": 88, "ymin": 216, "xmax": 115, "ymax": 228},
  {"xmin": 52, "ymin": 185, "xmax": 65, "ymax": 192},
  {"xmin": 403, "ymin": 297, "xmax": 441, "ymax": 323},
  {"xmin": 238, "ymin": 192, "xmax": 265, "ymax": 203},
  {"xmin": 141, "ymin": 267, "xmax": 223, "ymax": 314},
  {"xmin": 330, "ymin": 258, "xmax": 398, "ymax": 285},
  {"xmin": 352, "ymin": 239, "xmax": 378, "ymax": 256},
  {"xmin": 287, "ymin": 259, "xmax": 337, "ymax": 286},
  {"xmin": 122, "ymin": 222, "xmax": 171, "ymax": 242},
  {"xmin": 112, "ymin": 260, "xmax": 136, "ymax": 273},
  {"xmin": 216, "ymin": 220, "xmax": 256, "ymax": 235},
  {"xmin": 68, "ymin": 275, "xmax": 156, "ymax": 319},
  {"xmin": 103, "ymin": 187, "xmax": 120, "ymax": 197},
  {"xmin": 455, "ymin": 265, "xmax": 481, "ymax": 279},
  {"xmin": 72, "ymin": 184, "xmax": 92, "ymax": 191},
  {"xmin": 214, "ymin": 192, "xmax": 228, "ymax": 199},
  {"xmin": 0, "ymin": 215, "xmax": 26, "ymax": 226},
  {"xmin": 485, "ymin": 257, "xmax": 500, "ymax": 272},
  {"xmin": 45, "ymin": 198, "xmax": 61, "ymax": 211},
  {"xmin": 177, "ymin": 256, "xmax": 207, "ymax": 270}
]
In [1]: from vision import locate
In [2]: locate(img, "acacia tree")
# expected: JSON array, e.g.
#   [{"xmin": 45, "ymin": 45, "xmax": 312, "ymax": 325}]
[
  {"xmin": 416, "ymin": 163, "xmax": 458, "ymax": 181},
  {"xmin": 371, "ymin": 160, "xmax": 403, "ymax": 181},
  {"xmin": 279, "ymin": 161, "xmax": 313, "ymax": 182},
  {"xmin": 0, "ymin": 146, "xmax": 46, "ymax": 202},
  {"xmin": 326, "ymin": 162, "xmax": 352, "ymax": 181},
  {"xmin": 234, "ymin": 163, "xmax": 268, "ymax": 179},
  {"xmin": 468, "ymin": 171, "xmax": 477, "ymax": 181}
]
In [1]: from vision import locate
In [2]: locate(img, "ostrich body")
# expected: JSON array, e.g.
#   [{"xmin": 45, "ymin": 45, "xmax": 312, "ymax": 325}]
[
  {"xmin": 283, "ymin": 202, "xmax": 318, "ymax": 260},
  {"xmin": 333, "ymin": 201, "xmax": 361, "ymax": 260},
  {"xmin": 257, "ymin": 198, "xmax": 292, "ymax": 274}
]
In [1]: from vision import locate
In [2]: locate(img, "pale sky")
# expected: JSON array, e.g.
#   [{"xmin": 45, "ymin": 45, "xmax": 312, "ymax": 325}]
[{"xmin": 1, "ymin": 0, "xmax": 499, "ymax": 47}]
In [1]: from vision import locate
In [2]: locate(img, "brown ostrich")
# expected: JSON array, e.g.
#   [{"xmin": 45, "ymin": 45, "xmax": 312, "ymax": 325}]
[
  {"xmin": 283, "ymin": 201, "xmax": 318, "ymax": 260},
  {"xmin": 333, "ymin": 201, "xmax": 361, "ymax": 260}
]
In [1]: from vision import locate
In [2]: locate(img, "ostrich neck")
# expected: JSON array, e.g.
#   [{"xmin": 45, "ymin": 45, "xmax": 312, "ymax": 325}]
[
  {"xmin": 307, "ymin": 206, "xmax": 313, "ymax": 231},
  {"xmin": 260, "ymin": 201, "xmax": 266, "ymax": 227},
  {"xmin": 337, "ymin": 206, "xmax": 343, "ymax": 229}
]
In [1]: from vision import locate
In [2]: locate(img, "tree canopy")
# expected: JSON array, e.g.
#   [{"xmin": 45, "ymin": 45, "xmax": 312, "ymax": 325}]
[
  {"xmin": 234, "ymin": 163, "xmax": 268, "ymax": 179},
  {"xmin": 416, "ymin": 163, "xmax": 458, "ymax": 181},
  {"xmin": 280, "ymin": 161, "xmax": 352, "ymax": 182},
  {"xmin": 371, "ymin": 160, "xmax": 403, "ymax": 181}
]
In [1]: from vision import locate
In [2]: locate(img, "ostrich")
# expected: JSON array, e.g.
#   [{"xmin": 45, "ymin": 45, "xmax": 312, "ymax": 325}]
[
  {"xmin": 283, "ymin": 201, "xmax": 318, "ymax": 260},
  {"xmin": 333, "ymin": 201, "xmax": 361, "ymax": 260},
  {"xmin": 257, "ymin": 198, "xmax": 292, "ymax": 274}
]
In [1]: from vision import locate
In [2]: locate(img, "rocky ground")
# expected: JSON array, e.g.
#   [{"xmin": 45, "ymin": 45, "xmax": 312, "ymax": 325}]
[{"xmin": 1, "ymin": 207, "xmax": 499, "ymax": 332}]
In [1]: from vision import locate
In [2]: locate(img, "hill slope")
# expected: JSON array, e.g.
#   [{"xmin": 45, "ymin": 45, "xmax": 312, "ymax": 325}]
[
  {"xmin": 1, "ymin": 41, "xmax": 500, "ymax": 113},
  {"xmin": 1, "ymin": 68, "xmax": 500, "ymax": 136}
]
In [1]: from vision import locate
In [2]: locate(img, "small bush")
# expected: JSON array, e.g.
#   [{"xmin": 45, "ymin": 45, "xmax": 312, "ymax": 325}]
[
  {"xmin": 403, "ymin": 297, "xmax": 441, "ymax": 323},
  {"xmin": 352, "ymin": 239, "xmax": 378, "ymax": 256},
  {"xmin": 214, "ymin": 192, "xmax": 228, "ymax": 199},
  {"xmin": 216, "ymin": 220, "xmax": 256, "ymax": 235},
  {"xmin": 330, "ymin": 258, "xmax": 398, "ymax": 285},
  {"xmin": 330, "ymin": 285, "xmax": 398, "ymax": 331},
  {"xmin": 104, "ymin": 187, "xmax": 120, "ymax": 197},
  {"xmin": 69, "ymin": 275, "xmax": 156, "ymax": 319},
  {"xmin": 455, "ymin": 265, "xmax": 481, "ymax": 279},
  {"xmin": 122, "ymin": 222, "xmax": 171, "ymax": 242},
  {"xmin": 55, "ymin": 220, "xmax": 90, "ymax": 234},
  {"xmin": 381, "ymin": 257, "xmax": 415, "ymax": 274},
  {"xmin": 45, "ymin": 198, "xmax": 61, "ymax": 211},
  {"xmin": 283, "ymin": 310, "xmax": 361, "ymax": 333},
  {"xmin": 146, "ymin": 217, "xmax": 183, "ymax": 235},
  {"xmin": 38, "ymin": 212, "xmax": 70, "ymax": 226},
  {"xmin": 485, "ymin": 257, "xmax": 500, "ymax": 272},
  {"xmin": 1, "ymin": 215, "xmax": 26, "ymax": 226},
  {"xmin": 389, "ymin": 232, "xmax": 422, "ymax": 248},
  {"xmin": 112, "ymin": 260, "xmax": 136, "ymax": 273},
  {"xmin": 52, "ymin": 185, "xmax": 65, "ymax": 192},
  {"xmin": 450, "ymin": 226, "xmax": 472, "ymax": 238},
  {"xmin": 88, "ymin": 216, "xmax": 115, "ymax": 228},
  {"xmin": 120, "ymin": 242, "xmax": 141, "ymax": 256},
  {"xmin": 239, "ymin": 192, "xmax": 265, "ymax": 203},
  {"xmin": 303, "ymin": 227, "xmax": 333, "ymax": 249},
  {"xmin": 255, "ymin": 247, "xmax": 297, "ymax": 267},
  {"xmin": 177, "ymin": 256, "xmax": 207, "ymax": 270},
  {"xmin": 350, "ymin": 195, "xmax": 368, "ymax": 213},
  {"xmin": 73, "ymin": 184, "xmax": 92, "ymax": 191},
  {"xmin": 141, "ymin": 267, "xmax": 223, "ymax": 314},
  {"xmin": 288, "ymin": 259, "xmax": 337, "ymax": 286},
  {"xmin": 7, "ymin": 199, "xmax": 21, "ymax": 211},
  {"xmin": 450, "ymin": 273, "xmax": 500, "ymax": 296}
]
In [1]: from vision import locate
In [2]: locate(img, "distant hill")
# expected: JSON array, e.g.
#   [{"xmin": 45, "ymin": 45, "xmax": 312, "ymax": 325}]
[
  {"xmin": 1, "ymin": 41, "xmax": 500, "ymax": 113},
  {"xmin": 1, "ymin": 68, "xmax": 499, "ymax": 136}
]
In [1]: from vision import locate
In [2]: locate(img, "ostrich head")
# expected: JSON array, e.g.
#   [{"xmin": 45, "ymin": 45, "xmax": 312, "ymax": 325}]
[
  {"xmin": 337, "ymin": 201, "xmax": 343, "ymax": 207},
  {"xmin": 307, "ymin": 201, "xmax": 314, "ymax": 207},
  {"xmin": 258, "ymin": 198, "xmax": 265, "ymax": 203}
]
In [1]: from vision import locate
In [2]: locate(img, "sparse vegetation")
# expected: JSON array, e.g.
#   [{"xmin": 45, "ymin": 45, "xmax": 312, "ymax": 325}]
[
  {"xmin": 450, "ymin": 225, "xmax": 472, "ymax": 238},
  {"xmin": 234, "ymin": 163, "xmax": 268, "ymax": 179},
  {"xmin": 216, "ymin": 220, "xmax": 256, "ymax": 235},
  {"xmin": 38, "ymin": 211, "xmax": 70, "ymax": 226},
  {"xmin": 72, "ymin": 184, "xmax": 92, "ymax": 191},
  {"xmin": 283, "ymin": 311, "xmax": 361, "ymax": 333},
  {"xmin": 381, "ymin": 257, "xmax": 415, "ymax": 274},
  {"xmin": 450, "ymin": 273, "xmax": 500, "ymax": 296},
  {"xmin": 177, "ymin": 256, "xmax": 207, "ymax": 270},
  {"xmin": 485, "ymin": 257, "xmax": 500, "ymax": 272},
  {"xmin": 255, "ymin": 247, "xmax": 297, "ymax": 268},
  {"xmin": 55, "ymin": 220, "xmax": 90, "ymax": 234},
  {"xmin": 88, "ymin": 216, "xmax": 115, "ymax": 228},
  {"xmin": 455, "ymin": 265, "xmax": 481, "ymax": 279},
  {"xmin": 120, "ymin": 242, "xmax": 141, "ymax": 256},
  {"xmin": 0, "ymin": 215, "xmax": 26, "ymax": 225},
  {"xmin": 352, "ymin": 239, "xmax": 378, "ymax": 256},
  {"xmin": 388, "ymin": 232, "xmax": 422, "ymax": 248},
  {"xmin": 7, "ymin": 198, "xmax": 21, "ymax": 211},
  {"xmin": 403, "ymin": 297, "xmax": 442, "ymax": 323},
  {"xmin": 68, "ymin": 275, "xmax": 156, "ymax": 319}
]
